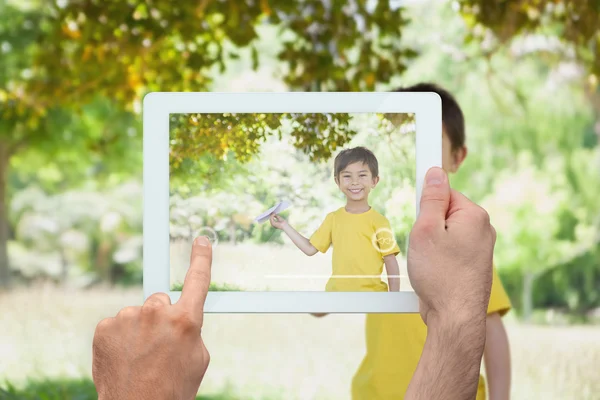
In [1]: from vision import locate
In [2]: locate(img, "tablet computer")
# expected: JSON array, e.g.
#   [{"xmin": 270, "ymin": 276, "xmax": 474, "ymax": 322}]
[{"xmin": 143, "ymin": 92, "xmax": 441, "ymax": 313}]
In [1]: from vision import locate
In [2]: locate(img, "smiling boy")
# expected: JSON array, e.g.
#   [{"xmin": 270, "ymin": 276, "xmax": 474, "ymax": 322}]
[{"xmin": 270, "ymin": 146, "xmax": 401, "ymax": 292}]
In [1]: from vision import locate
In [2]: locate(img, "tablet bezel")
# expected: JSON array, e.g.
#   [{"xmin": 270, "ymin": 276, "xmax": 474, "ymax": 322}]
[{"xmin": 143, "ymin": 92, "xmax": 441, "ymax": 313}]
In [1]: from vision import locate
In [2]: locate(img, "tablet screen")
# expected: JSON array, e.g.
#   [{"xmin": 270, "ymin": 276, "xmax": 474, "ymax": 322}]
[{"xmin": 169, "ymin": 112, "xmax": 416, "ymax": 292}]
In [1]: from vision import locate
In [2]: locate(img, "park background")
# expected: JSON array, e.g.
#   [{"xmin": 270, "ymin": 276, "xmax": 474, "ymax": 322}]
[{"xmin": 1, "ymin": 0, "xmax": 599, "ymax": 399}]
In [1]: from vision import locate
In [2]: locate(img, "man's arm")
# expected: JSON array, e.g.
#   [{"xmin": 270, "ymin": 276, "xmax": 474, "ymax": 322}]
[
  {"xmin": 484, "ymin": 313, "xmax": 511, "ymax": 400},
  {"xmin": 383, "ymin": 254, "xmax": 400, "ymax": 292},
  {"xmin": 405, "ymin": 313, "xmax": 487, "ymax": 400}
]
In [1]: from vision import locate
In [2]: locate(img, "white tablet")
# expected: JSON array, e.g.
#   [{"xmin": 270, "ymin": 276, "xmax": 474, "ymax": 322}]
[{"xmin": 143, "ymin": 92, "xmax": 441, "ymax": 313}]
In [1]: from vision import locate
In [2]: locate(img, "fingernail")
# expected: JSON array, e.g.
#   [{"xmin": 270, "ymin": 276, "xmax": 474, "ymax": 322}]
[
  {"xmin": 426, "ymin": 167, "xmax": 445, "ymax": 186},
  {"xmin": 194, "ymin": 236, "xmax": 210, "ymax": 246}
]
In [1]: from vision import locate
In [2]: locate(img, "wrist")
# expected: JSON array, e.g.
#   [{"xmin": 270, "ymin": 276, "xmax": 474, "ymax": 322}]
[
  {"xmin": 97, "ymin": 380, "xmax": 179, "ymax": 400},
  {"xmin": 427, "ymin": 309, "xmax": 487, "ymax": 351},
  {"xmin": 408, "ymin": 307, "xmax": 487, "ymax": 399},
  {"xmin": 428, "ymin": 306, "xmax": 486, "ymax": 327},
  {"xmin": 428, "ymin": 303, "xmax": 487, "ymax": 327},
  {"xmin": 99, "ymin": 390, "xmax": 177, "ymax": 400}
]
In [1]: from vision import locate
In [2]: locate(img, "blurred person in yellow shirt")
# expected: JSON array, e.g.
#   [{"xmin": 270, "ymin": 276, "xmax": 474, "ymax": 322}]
[{"xmin": 351, "ymin": 83, "xmax": 512, "ymax": 400}]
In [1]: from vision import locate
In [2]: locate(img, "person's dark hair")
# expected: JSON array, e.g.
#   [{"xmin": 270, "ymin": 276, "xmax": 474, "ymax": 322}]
[
  {"xmin": 393, "ymin": 83, "xmax": 465, "ymax": 150},
  {"xmin": 334, "ymin": 146, "xmax": 379, "ymax": 179}
]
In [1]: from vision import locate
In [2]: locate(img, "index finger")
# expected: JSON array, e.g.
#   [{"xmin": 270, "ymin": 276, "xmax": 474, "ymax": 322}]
[{"xmin": 178, "ymin": 236, "xmax": 213, "ymax": 324}]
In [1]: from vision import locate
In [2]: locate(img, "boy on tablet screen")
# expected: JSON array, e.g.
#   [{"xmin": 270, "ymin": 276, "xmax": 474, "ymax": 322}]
[{"xmin": 269, "ymin": 146, "xmax": 401, "ymax": 292}]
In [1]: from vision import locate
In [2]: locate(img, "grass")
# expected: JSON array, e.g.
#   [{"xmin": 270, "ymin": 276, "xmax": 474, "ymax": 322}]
[
  {"xmin": 0, "ymin": 378, "xmax": 98, "ymax": 400},
  {"xmin": 0, "ymin": 377, "xmax": 251, "ymax": 400},
  {"xmin": 2, "ymin": 283, "xmax": 600, "ymax": 399},
  {"xmin": 171, "ymin": 282, "xmax": 244, "ymax": 292}
]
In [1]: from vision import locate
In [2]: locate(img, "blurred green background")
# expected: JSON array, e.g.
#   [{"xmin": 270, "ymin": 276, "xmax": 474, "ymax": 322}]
[{"xmin": 1, "ymin": 0, "xmax": 599, "ymax": 399}]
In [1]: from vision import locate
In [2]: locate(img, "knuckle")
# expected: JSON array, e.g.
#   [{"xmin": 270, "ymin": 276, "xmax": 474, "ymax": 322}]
[
  {"xmin": 490, "ymin": 224, "xmax": 497, "ymax": 243},
  {"xmin": 93, "ymin": 318, "xmax": 115, "ymax": 350},
  {"xmin": 116, "ymin": 306, "xmax": 139, "ymax": 320},
  {"xmin": 94, "ymin": 317, "xmax": 113, "ymax": 335},
  {"xmin": 144, "ymin": 293, "xmax": 170, "ymax": 309},
  {"xmin": 140, "ymin": 304, "xmax": 162, "ymax": 319},
  {"xmin": 204, "ymin": 347, "xmax": 211, "ymax": 366},
  {"xmin": 473, "ymin": 206, "xmax": 491, "ymax": 225},
  {"xmin": 195, "ymin": 341, "xmax": 210, "ymax": 368},
  {"xmin": 482, "ymin": 210, "xmax": 491, "ymax": 225},
  {"xmin": 171, "ymin": 310, "xmax": 199, "ymax": 336}
]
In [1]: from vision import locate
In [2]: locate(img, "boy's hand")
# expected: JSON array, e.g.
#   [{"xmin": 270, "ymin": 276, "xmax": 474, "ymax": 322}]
[
  {"xmin": 92, "ymin": 237, "xmax": 213, "ymax": 400},
  {"xmin": 407, "ymin": 167, "xmax": 495, "ymax": 326},
  {"xmin": 269, "ymin": 213, "xmax": 287, "ymax": 230}
]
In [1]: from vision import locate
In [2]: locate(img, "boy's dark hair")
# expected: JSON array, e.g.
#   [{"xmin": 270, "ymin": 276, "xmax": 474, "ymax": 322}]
[
  {"xmin": 393, "ymin": 82, "xmax": 465, "ymax": 150},
  {"xmin": 334, "ymin": 146, "xmax": 379, "ymax": 178}
]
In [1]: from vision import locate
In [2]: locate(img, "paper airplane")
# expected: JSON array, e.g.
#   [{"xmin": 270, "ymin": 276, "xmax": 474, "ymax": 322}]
[{"xmin": 254, "ymin": 201, "xmax": 291, "ymax": 224}]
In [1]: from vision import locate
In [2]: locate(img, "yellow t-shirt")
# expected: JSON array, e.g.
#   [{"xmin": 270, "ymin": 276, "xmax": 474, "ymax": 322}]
[
  {"xmin": 309, "ymin": 207, "xmax": 400, "ymax": 292},
  {"xmin": 351, "ymin": 267, "xmax": 512, "ymax": 400}
]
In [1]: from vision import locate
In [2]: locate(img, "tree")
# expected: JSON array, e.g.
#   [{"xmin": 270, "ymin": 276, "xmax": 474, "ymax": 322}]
[
  {"xmin": 457, "ymin": 0, "xmax": 600, "ymax": 77},
  {"xmin": 455, "ymin": 48, "xmax": 600, "ymax": 319},
  {"xmin": 169, "ymin": 112, "xmax": 357, "ymax": 180},
  {"xmin": 0, "ymin": 0, "xmax": 417, "ymax": 287},
  {"xmin": 392, "ymin": 0, "xmax": 600, "ymax": 318},
  {"xmin": 457, "ymin": 0, "xmax": 600, "ymax": 145},
  {"xmin": 481, "ymin": 155, "xmax": 585, "ymax": 321}
]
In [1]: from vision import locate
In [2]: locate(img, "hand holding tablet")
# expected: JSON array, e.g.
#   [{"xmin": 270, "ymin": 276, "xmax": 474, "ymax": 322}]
[
  {"xmin": 408, "ymin": 167, "xmax": 495, "ymax": 326},
  {"xmin": 93, "ymin": 237, "xmax": 213, "ymax": 400}
]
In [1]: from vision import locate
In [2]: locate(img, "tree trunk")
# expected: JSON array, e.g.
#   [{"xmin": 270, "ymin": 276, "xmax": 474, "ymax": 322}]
[
  {"xmin": 0, "ymin": 142, "xmax": 10, "ymax": 289},
  {"xmin": 95, "ymin": 239, "xmax": 112, "ymax": 283},
  {"xmin": 523, "ymin": 271, "xmax": 535, "ymax": 323},
  {"xmin": 59, "ymin": 245, "xmax": 68, "ymax": 287},
  {"xmin": 229, "ymin": 218, "xmax": 236, "ymax": 245}
]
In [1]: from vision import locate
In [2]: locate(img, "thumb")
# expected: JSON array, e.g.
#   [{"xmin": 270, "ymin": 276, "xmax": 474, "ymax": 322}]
[{"xmin": 417, "ymin": 167, "xmax": 450, "ymax": 231}]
